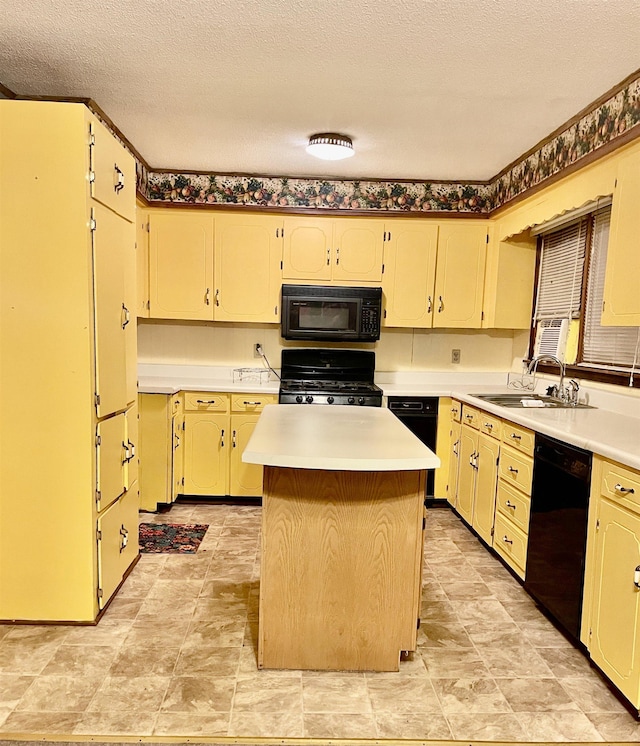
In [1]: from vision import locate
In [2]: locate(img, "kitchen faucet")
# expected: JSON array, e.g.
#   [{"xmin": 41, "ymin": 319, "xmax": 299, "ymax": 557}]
[{"xmin": 526, "ymin": 354, "xmax": 577, "ymax": 404}]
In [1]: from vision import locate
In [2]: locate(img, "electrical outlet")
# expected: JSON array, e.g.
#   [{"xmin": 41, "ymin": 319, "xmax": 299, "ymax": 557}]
[
  {"xmin": 451, "ymin": 348, "xmax": 461, "ymax": 364},
  {"xmin": 254, "ymin": 343, "xmax": 263, "ymax": 358}
]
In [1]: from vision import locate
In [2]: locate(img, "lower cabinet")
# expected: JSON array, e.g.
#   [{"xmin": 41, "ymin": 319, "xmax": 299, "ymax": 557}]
[
  {"xmin": 584, "ymin": 456, "xmax": 640, "ymax": 710},
  {"xmin": 446, "ymin": 400, "xmax": 462, "ymax": 508},
  {"xmin": 181, "ymin": 391, "xmax": 277, "ymax": 499},
  {"xmin": 138, "ymin": 393, "xmax": 181, "ymax": 511}
]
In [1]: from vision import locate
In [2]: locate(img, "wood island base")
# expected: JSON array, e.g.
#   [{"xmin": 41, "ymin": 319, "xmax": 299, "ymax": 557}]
[{"xmin": 258, "ymin": 465, "xmax": 426, "ymax": 672}]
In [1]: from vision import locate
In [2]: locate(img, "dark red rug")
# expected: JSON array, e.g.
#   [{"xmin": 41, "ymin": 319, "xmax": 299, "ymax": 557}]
[{"xmin": 139, "ymin": 523, "xmax": 209, "ymax": 553}]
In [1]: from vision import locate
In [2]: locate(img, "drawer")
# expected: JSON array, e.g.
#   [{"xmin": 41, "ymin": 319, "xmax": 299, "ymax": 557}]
[
  {"xmin": 496, "ymin": 479, "xmax": 531, "ymax": 534},
  {"xmin": 461, "ymin": 405, "xmax": 480, "ymax": 430},
  {"xmin": 494, "ymin": 511, "xmax": 528, "ymax": 578},
  {"xmin": 231, "ymin": 394, "xmax": 277, "ymax": 413},
  {"xmin": 499, "ymin": 444, "xmax": 534, "ymax": 496},
  {"xmin": 183, "ymin": 392, "xmax": 229, "ymax": 412},
  {"xmin": 501, "ymin": 420, "xmax": 534, "ymax": 456},
  {"xmin": 478, "ymin": 411, "xmax": 501, "ymax": 439},
  {"xmin": 450, "ymin": 399, "xmax": 462, "ymax": 423},
  {"xmin": 600, "ymin": 458, "xmax": 640, "ymax": 514}
]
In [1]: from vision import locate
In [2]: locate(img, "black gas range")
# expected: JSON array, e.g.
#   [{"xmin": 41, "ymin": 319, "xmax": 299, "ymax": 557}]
[{"xmin": 278, "ymin": 349, "xmax": 382, "ymax": 406}]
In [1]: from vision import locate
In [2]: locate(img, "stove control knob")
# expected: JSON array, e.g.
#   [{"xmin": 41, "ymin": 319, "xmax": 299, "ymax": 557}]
[
  {"xmin": 348, "ymin": 396, "xmax": 355, "ymax": 404},
  {"xmin": 305, "ymin": 395, "xmax": 314, "ymax": 404},
  {"xmin": 327, "ymin": 396, "xmax": 334, "ymax": 404},
  {"xmin": 296, "ymin": 395, "xmax": 303, "ymax": 403},
  {"xmin": 358, "ymin": 397, "xmax": 365, "ymax": 405}
]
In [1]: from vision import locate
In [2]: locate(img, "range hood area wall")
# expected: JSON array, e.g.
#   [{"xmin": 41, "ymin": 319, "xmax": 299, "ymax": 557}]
[{"xmin": 137, "ymin": 319, "xmax": 521, "ymax": 372}]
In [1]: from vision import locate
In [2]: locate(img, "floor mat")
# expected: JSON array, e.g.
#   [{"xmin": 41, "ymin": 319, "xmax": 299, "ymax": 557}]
[{"xmin": 138, "ymin": 522, "xmax": 209, "ymax": 553}]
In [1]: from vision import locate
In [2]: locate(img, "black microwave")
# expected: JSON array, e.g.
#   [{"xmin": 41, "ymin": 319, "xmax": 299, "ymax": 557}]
[{"xmin": 281, "ymin": 284, "xmax": 382, "ymax": 342}]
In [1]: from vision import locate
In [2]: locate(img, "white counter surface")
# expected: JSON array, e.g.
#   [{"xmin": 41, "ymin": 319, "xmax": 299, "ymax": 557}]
[{"xmin": 242, "ymin": 405, "xmax": 441, "ymax": 472}]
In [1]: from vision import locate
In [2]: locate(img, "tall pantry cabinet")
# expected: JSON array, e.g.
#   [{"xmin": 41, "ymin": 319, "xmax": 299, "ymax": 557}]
[{"xmin": 0, "ymin": 100, "xmax": 138, "ymax": 622}]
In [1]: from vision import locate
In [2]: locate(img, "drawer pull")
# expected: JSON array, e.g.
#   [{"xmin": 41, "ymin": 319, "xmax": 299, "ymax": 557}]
[
  {"xmin": 502, "ymin": 535, "xmax": 513, "ymax": 545},
  {"xmin": 505, "ymin": 500, "xmax": 516, "ymax": 510},
  {"xmin": 196, "ymin": 399, "xmax": 217, "ymax": 404},
  {"xmin": 220, "ymin": 429, "xmax": 225, "ymax": 447},
  {"xmin": 465, "ymin": 413, "xmax": 474, "ymax": 420},
  {"xmin": 483, "ymin": 422, "xmax": 493, "ymax": 429},
  {"xmin": 451, "ymin": 407, "xmax": 458, "ymax": 414},
  {"xmin": 232, "ymin": 430, "xmax": 237, "ymax": 448},
  {"xmin": 427, "ymin": 295, "xmax": 432, "ymax": 314},
  {"xmin": 635, "ymin": 566, "xmax": 640, "ymax": 589},
  {"xmin": 615, "ymin": 483, "xmax": 636, "ymax": 495},
  {"xmin": 510, "ymin": 433, "xmax": 522, "ymax": 441},
  {"xmin": 243, "ymin": 401, "xmax": 261, "ymax": 406},
  {"xmin": 508, "ymin": 466, "xmax": 519, "ymax": 474},
  {"xmin": 119, "ymin": 525, "xmax": 129, "ymax": 552}
]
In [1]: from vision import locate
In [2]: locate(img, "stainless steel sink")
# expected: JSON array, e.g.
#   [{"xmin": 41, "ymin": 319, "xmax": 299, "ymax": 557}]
[{"xmin": 471, "ymin": 393, "xmax": 595, "ymax": 409}]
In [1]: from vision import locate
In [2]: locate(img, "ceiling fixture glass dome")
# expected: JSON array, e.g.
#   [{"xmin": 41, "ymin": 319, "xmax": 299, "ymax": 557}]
[{"xmin": 306, "ymin": 133, "xmax": 355, "ymax": 160}]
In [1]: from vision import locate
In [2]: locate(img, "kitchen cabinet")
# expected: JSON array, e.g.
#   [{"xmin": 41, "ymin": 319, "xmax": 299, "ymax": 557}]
[
  {"xmin": 602, "ymin": 147, "xmax": 640, "ymax": 326},
  {"xmin": 181, "ymin": 392, "xmax": 277, "ymax": 498},
  {"xmin": 493, "ymin": 421, "xmax": 534, "ymax": 579},
  {"xmin": 148, "ymin": 209, "xmax": 214, "ymax": 320},
  {"xmin": 584, "ymin": 456, "xmax": 640, "ymax": 710},
  {"xmin": 139, "ymin": 393, "xmax": 181, "ymax": 511},
  {"xmin": 482, "ymin": 230, "xmax": 537, "ymax": 329},
  {"xmin": 382, "ymin": 221, "xmax": 438, "ymax": 327},
  {"xmin": 282, "ymin": 216, "xmax": 384, "ymax": 283},
  {"xmin": 446, "ymin": 400, "xmax": 462, "ymax": 508},
  {"xmin": 213, "ymin": 214, "xmax": 282, "ymax": 322},
  {"xmin": 136, "ymin": 205, "xmax": 150, "ymax": 317},
  {"xmin": 0, "ymin": 99, "xmax": 137, "ymax": 622},
  {"xmin": 433, "ymin": 221, "xmax": 487, "ymax": 328}
]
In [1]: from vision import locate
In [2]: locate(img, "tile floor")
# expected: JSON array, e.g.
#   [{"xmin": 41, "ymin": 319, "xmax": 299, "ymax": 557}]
[{"xmin": 0, "ymin": 502, "xmax": 639, "ymax": 742}]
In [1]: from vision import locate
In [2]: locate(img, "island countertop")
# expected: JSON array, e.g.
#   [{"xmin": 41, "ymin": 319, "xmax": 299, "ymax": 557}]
[{"xmin": 242, "ymin": 404, "xmax": 441, "ymax": 472}]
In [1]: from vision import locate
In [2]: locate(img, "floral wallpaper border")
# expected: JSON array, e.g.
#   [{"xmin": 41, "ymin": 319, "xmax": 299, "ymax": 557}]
[{"xmin": 141, "ymin": 73, "xmax": 640, "ymax": 214}]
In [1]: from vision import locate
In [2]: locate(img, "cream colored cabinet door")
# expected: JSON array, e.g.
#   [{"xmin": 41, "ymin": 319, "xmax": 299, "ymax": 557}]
[
  {"xmin": 282, "ymin": 217, "xmax": 333, "ymax": 281},
  {"xmin": 472, "ymin": 432, "xmax": 500, "ymax": 546},
  {"xmin": 447, "ymin": 418, "xmax": 462, "ymax": 508},
  {"xmin": 172, "ymin": 413, "xmax": 184, "ymax": 501},
  {"xmin": 138, "ymin": 394, "xmax": 173, "ymax": 511},
  {"xmin": 333, "ymin": 218, "xmax": 384, "ymax": 282},
  {"xmin": 183, "ymin": 412, "xmax": 229, "ymax": 496},
  {"xmin": 96, "ymin": 412, "xmax": 127, "ymax": 512},
  {"xmin": 92, "ymin": 203, "xmax": 130, "ymax": 419},
  {"xmin": 124, "ymin": 405, "xmax": 138, "ymax": 491},
  {"xmin": 382, "ymin": 221, "xmax": 438, "ymax": 327},
  {"xmin": 456, "ymin": 425, "xmax": 477, "ymax": 524},
  {"xmin": 433, "ymin": 222, "xmax": 487, "ymax": 328},
  {"xmin": 589, "ymin": 497, "xmax": 640, "ymax": 707},
  {"xmin": 602, "ymin": 148, "xmax": 640, "ymax": 326},
  {"xmin": 148, "ymin": 210, "xmax": 214, "ymax": 320},
  {"xmin": 135, "ymin": 208, "xmax": 150, "ymax": 318},
  {"xmin": 214, "ymin": 214, "xmax": 282, "ymax": 322},
  {"xmin": 229, "ymin": 414, "xmax": 263, "ymax": 496},
  {"xmin": 89, "ymin": 117, "xmax": 136, "ymax": 223}
]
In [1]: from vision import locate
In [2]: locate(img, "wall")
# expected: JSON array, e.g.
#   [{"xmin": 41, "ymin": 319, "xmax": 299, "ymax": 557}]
[{"xmin": 137, "ymin": 319, "xmax": 521, "ymax": 373}]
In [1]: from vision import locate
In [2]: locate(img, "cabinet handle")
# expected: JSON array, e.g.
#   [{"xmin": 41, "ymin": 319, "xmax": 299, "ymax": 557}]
[
  {"xmin": 121, "ymin": 303, "xmax": 130, "ymax": 328},
  {"xmin": 196, "ymin": 399, "xmax": 217, "ymax": 404},
  {"xmin": 243, "ymin": 401, "xmax": 261, "ymax": 406},
  {"xmin": 634, "ymin": 566, "xmax": 640, "ymax": 589},
  {"xmin": 465, "ymin": 413, "xmax": 474, "ymax": 420},
  {"xmin": 427, "ymin": 295, "xmax": 432, "ymax": 314},
  {"xmin": 508, "ymin": 466, "xmax": 519, "ymax": 474},
  {"xmin": 336, "ymin": 247, "xmax": 340, "ymax": 265},
  {"xmin": 483, "ymin": 422, "xmax": 493, "ymax": 430},
  {"xmin": 114, "ymin": 165, "xmax": 125, "ymax": 193},
  {"xmin": 220, "ymin": 429, "xmax": 225, "ymax": 447},
  {"xmin": 119, "ymin": 525, "xmax": 129, "ymax": 552},
  {"xmin": 215, "ymin": 289, "xmax": 220, "ymax": 306},
  {"xmin": 326, "ymin": 248, "xmax": 330, "ymax": 265},
  {"xmin": 505, "ymin": 500, "xmax": 516, "ymax": 510},
  {"xmin": 122, "ymin": 441, "xmax": 130, "ymax": 464},
  {"xmin": 232, "ymin": 430, "xmax": 237, "ymax": 448},
  {"xmin": 438, "ymin": 295, "xmax": 444, "ymax": 312},
  {"xmin": 510, "ymin": 433, "xmax": 522, "ymax": 441},
  {"xmin": 205, "ymin": 288, "xmax": 211, "ymax": 305},
  {"xmin": 469, "ymin": 450, "xmax": 477, "ymax": 468},
  {"xmin": 615, "ymin": 483, "xmax": 636, "ymax": 495},
  {"xmin": 451, "ymin": 407, "xmax": 458, "ymax": 414},
  {"xmin": 453, "ymin": 442, "xmax": 458, "ymax": 457},
  {"xmin": 128, "ymin": 439, "xmax": 135, "ymax": 459},
  {"xmin": 502, "ymin": 535, "xmax": 513, "ymax": 545},
  {"xmin": 174, "ymin": 433, "xmax": 180, "ymax": 449}
]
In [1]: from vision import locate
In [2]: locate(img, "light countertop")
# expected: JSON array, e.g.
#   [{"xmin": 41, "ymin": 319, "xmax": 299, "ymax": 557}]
[{"xmin": 242, "ymin": 405, "xmax": 441, "ymax": 472}]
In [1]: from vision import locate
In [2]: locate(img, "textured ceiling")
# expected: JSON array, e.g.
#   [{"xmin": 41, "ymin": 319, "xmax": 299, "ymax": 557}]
[{"xmin": 1, "ymin": 0, "xmax": 640, "ymax": 181}]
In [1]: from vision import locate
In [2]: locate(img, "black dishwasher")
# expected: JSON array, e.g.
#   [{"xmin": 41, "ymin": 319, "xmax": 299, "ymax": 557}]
[
  {"xmin": 525, "ymin": 433, "xmax": 592, "ymax": 643},
  {"xmin": 388, "ymin": 397, "xmax": 439, "ymax": 503}
]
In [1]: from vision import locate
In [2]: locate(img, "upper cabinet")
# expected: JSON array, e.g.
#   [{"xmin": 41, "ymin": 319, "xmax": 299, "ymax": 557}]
[
  {"xmin": 148, "ymin": 209, "xmax": 215, "ymax": 320},
  {"xmin": 136, "ymin": 206, "xmax": 150, "ymax": 318},
  {"xmin": 283, "ymin": 217, "xmax": 384, "ymax": 283},
  {"xmin": 214, "ymin": 214, "xmax": 282, "ymax": 322},
  {"xmin": 89, "ymin": 119, "xmax": 136, "ymax": 223},
  {"xmin": 602, "ymin": 147, "xmax": 640, "ymax": 326}
]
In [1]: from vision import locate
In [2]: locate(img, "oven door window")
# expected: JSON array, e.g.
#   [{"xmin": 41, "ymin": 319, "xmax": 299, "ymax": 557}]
[{"xmin": 290, "ymin": 300, "xmax": 358, "ymax": 333}]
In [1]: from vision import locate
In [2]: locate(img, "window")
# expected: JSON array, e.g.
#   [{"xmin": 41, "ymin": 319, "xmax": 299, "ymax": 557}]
[{"xmin": 531, "ymin": 204, "xmax": 640, "ymax": 385}]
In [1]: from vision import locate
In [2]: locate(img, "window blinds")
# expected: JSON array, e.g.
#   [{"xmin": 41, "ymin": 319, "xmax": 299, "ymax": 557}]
[
  {"xmin": 534, "ymin": 220, "xmax": 587, "ymax": 320},
  {"xmin": 582, "ymin": 208, "xmax": 640, "ymax": 368}
]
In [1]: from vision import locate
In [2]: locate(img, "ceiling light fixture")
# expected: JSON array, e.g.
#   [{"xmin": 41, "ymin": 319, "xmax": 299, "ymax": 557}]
[{"xmin": 306, "ymin": 133, "xmax": 355, "ymax": 161}]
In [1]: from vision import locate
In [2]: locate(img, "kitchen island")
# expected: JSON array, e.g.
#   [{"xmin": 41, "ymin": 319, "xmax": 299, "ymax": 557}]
[{"xmin": 243, "ymin": 404, "xmax": 440, "ymax": 672}]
